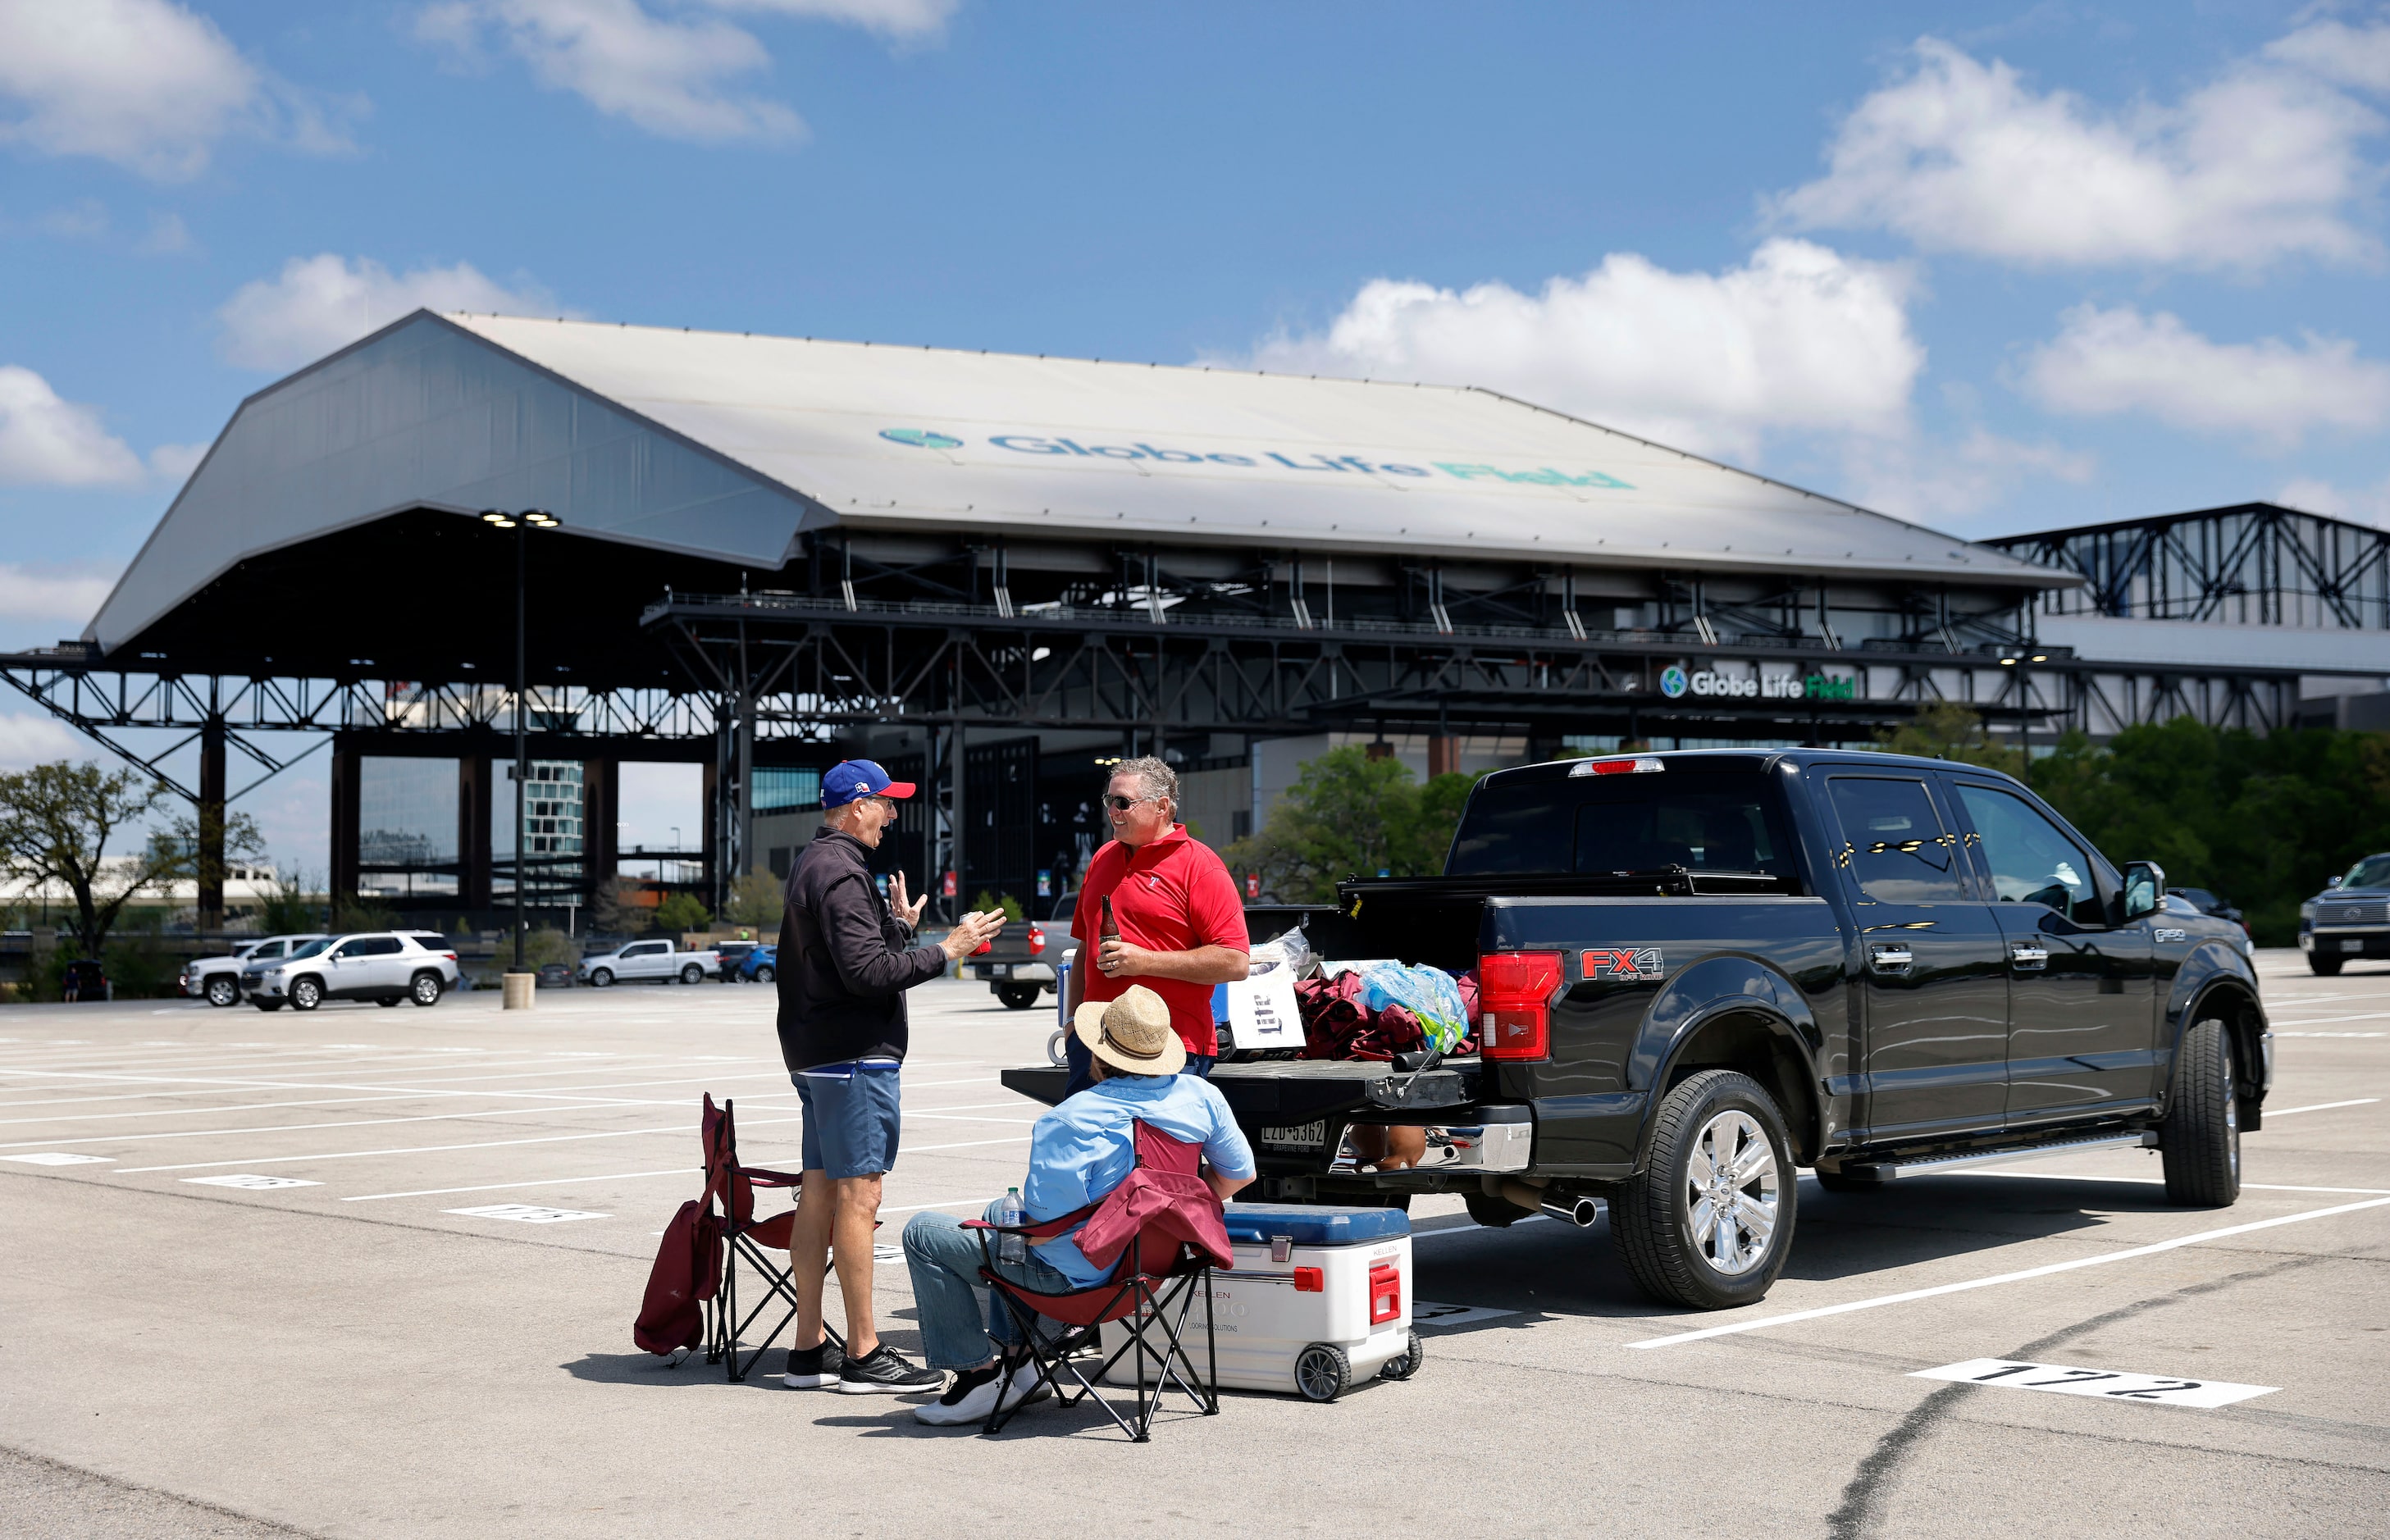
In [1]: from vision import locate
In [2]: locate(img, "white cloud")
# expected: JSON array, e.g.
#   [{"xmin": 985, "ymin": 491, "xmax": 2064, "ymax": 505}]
[
  {"xmin": 1238, "ymin": 239, "xmax": 1922, "ymax": 462},
  {"xmin": 215, "ymin": 253, "xmax": 563, "ymax": 371},
  {"xmin": 148, "ymin": 441, "xmax": 209, "ymax": 481},
  {"xmin": 2278, "ymin": 474, "xmax": 2390, "ymax": 524},
  {"xmin": 1772, "ymin": 35, "xmax": 2383, "ymax": 269},
  {"xmin": 1840, "ymin": 426, "xmax": 2097, "ymax": 524},
  {"xmin": 709, "ymin": 0, "xmax": 958, "ymax": 41},
  {"xmin": 2265, "ymin": 17, "xmax": 2390, "ymax": 94},
  {"xmin": 0, "ymin": 712, "xmax": 104, "ymax": 772},
  {"xmin": 2021, "ymin": 304, "xmax": 2390, "ymax": 449},
  {"xmin": 0, "ymin": 561, "xmax": 119, "ymax": 630},
  {"xmin": 36, "ymin": 198, "xmax": 108, "ymax": 239},
  {"xmin": 139, "ymin": 211, "xmax": 193, "ymax": 255},
  {"xmin": 0, "ymin": 0, "xmax": 355, "ymax": 180},
  {"xmin": 0, "ymin": 366, "xmax": 145, "ymax": 487},
  {"xmin": 417, "ymin": 0, "xmax": 804, "ymax": 143}
]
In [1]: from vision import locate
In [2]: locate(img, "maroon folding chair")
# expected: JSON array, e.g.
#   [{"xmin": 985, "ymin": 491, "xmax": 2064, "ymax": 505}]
[
  {"xmin": 965, "ymin": 1121, "xmax": 1232, "ymax": 1441},
  {"xmin": 700, "ymin": 1093, "xmax": 837, "ymax": 1382}
]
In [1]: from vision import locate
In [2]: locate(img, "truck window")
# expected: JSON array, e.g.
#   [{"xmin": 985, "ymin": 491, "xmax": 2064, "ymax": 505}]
[
  {"xmin": 1954, "ymin": 783, "xmax": 2104, "ymax": 925},
  {"xmin": 1825, "ymin": 777, "xmax": 1967, "ymax": 903},
  {"xmin": 1448, "ymin": 771, "xmax": 1795, "ymax": 882}
]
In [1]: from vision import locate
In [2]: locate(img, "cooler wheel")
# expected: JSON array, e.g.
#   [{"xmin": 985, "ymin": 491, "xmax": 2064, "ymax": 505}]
[
  {"xmin": 1377, "ymin": 1331, "xmax": 1424, "ymax": 1382},
  {"xmin": 1294, "ymin": 1342, "xmax": 1350, "ymax": 1403}
]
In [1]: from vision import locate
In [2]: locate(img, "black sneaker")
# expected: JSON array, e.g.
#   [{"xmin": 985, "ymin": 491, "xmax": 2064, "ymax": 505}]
[
  {"xmin": 782, "ymin": 1340, "xmax": 844, "ymax": 1389},
  {"xmin": 837, "ymin": 1343, "xmax": 944, "ymax": 1396}
]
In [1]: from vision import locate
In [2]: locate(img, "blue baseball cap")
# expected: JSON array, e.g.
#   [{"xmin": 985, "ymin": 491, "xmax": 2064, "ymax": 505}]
[{"xmin": 821, "ymin": 759, "xmax": 915, "ymax": 807}]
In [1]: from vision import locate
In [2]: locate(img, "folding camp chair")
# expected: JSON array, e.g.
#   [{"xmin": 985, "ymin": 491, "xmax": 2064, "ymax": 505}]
[
  {"xmin": 965, "ymin": 1121, "xmax": 1231, "ymax": 1442},
  {"xmin": 700, "ymin": 1093, "xmax": 841, "ymax": 1382}
]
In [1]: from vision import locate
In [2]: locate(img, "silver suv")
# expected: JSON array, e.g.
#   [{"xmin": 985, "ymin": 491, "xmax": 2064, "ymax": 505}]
[
  {"xmin": 180, "ymin": 933, "xmax": 327, "ymax": 1007},
  {"xmin": 244, "ymin": 932, "xmax": 463, "ymax": 1012}
]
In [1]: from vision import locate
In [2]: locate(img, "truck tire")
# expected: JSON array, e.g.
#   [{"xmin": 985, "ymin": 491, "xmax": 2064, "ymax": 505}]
[
  {"xmin": 205, "ymin": 976, "xmax": 239, "ymax": 1008},
  {"xmin": 680, "ymin": 964, "xmax": 704, "ymax": 986},
  {"xmin": 996, "ymin": 983, "xmax": 1041, "ymax": 1010},
  {"xmin": 589, "ymin": 968, "xmax": 613, "ymax": 988},
  {"xmin": 2309, "ymin": 953, "xmax": 2344, "ymax": 976},
  {"xmin": 1462, "ymin": 1190, "xmax": 1522, "ymax": 1228},
  {"xmin": 1612, "ymin": 1069, "xmax": 1797, "ymax": 1310},
  {"xmin": 1293, "ymin": 1343, "xmax": 1350, "ymax": 1403},
  {"xmin": 2161, "ymin": 1018, "xmax": 2242, "ymax": 1207}
]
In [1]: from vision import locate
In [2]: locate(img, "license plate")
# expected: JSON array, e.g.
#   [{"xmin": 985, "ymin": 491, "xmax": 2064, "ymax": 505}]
[
  {"xmin": 2344, "ymin": 939, "xmax": 2365, "ymax": 952},
  {"xmin": 1258, "ymin": 1120, "xmax": 1327, "ymax": 1149}
]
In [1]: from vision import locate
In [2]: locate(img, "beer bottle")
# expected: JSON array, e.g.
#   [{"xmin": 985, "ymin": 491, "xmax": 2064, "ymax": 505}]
[{"xmin": 1100, "ymin": 895, "xmax": 1120, "ymax": 973}]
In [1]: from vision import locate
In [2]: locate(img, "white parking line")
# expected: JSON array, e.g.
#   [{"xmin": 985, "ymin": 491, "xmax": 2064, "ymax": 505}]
[
  {"xmin": 115, "ymin": 1115, "xmax": 807, "ymax": 1173},
  {"xmin": 2266, "ymin": 1098, "xmax": 2381, "ymax": 1115},
  {"xmin": 1626, "ymin": 1196, "xmax": 2390, "ymax": 1349},
  {"xmin": 337, "ymin": 1136, "xmax": 1031, "ymax": 1201}
]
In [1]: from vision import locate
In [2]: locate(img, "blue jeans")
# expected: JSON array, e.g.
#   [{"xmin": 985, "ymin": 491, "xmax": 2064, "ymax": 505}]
[
  {"xmin": 902, "ymin": 1200, "xmax": 1077, "ymax": 1371},
  {"xmin": 1064, "ymin": 1033, "xmax": 1214, "ymax": 1096}
]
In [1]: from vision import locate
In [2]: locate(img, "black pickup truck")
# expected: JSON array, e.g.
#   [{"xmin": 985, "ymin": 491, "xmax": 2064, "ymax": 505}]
[{"xmin": 1006, "ymin": 748, "xmax": 2269, "ymax": 1311}]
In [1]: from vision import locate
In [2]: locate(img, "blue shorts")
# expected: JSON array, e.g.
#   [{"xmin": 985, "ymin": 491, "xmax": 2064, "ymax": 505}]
[{"xmin": 794, "ymin": 1061, "xmax": 901, "ymax": 1178}]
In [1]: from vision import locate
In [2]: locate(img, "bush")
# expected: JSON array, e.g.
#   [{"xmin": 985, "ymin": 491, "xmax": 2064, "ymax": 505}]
[
  {"xmin": 723, "ymin": 871, "xmax": 782, "ymax": 930},
  {"xmin": 655, "ymin": 891, "xmax": 711, "ymax": 934},
  {"xmin": 972, "ymin": 889, "xmax": 1025, "ymax": 922}
]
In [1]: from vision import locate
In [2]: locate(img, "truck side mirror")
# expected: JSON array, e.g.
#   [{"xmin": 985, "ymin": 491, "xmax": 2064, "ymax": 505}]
[
  {"xmin": 2123, "ymin": 861, "xmax": 2164, "ymax": 920},
  {"xmin": 2328, "ymin": 875, "xmax": 2343, "ymax": 888}
]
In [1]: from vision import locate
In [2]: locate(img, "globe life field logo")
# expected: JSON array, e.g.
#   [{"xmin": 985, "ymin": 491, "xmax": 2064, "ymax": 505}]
[
  {"xmin": 1659, "ymin": 666, "xmax": 1690, "ymax": 699},
  {"xmin": 880, "ymin": 428, "xmax": 964, "ymax": 450},
  {"xmin": 1663, "ymin": 664, "xmax": 1857, "ymax": 703}
]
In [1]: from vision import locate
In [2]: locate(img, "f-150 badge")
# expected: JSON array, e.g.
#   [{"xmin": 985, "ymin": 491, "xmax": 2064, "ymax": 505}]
[{"xmin": 1582, "ymin": 947, "xmax": 1665, "ymax": 981}]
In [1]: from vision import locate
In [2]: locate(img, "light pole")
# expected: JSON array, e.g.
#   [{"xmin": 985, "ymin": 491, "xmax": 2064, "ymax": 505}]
[{"xmin": 483, "ymin": 508, "xmax": 561, "ymax": 1005}]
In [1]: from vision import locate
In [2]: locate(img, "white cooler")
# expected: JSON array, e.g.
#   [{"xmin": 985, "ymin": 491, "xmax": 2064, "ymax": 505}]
[{"xmin": 1101, "ymin": 1204, "xmax": 1418, "ymax": 1401}]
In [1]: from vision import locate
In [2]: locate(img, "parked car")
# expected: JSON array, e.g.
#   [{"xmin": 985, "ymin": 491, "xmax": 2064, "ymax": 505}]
[
  {"xmin": 2169, "ymin": 886, "xmax": 2248, "ymax": 935},
  {"xmin": 1005, "ymin": 748, "xmax": 2269, "ymax": 1312},
  {"xmin": 2300, "ymin": 854, "xmax": 2390, "ymax": 974},
  {"xmin": 960, "ymin": 893, "xmax": 1066, "ymax": 1009},
  {"xmin": 576, "ymin": 938, "xmax": 722, "ymax": 987},
  {"xmin": 713, "ymin": 940, "xmax": 759, "ymax": 980},
  {"xmin": 737, "ymin": 944, "xmax": 778, "ymax": 984},
  {"xmin": 536, "ymin": 962, "xmax": 573, "ymax": 989},
  {"xmin": 179, "ymin": 932, "xmax": 327, "ymax": 1007},
  {"xmin": 244, "ymin": 932, "xmax": 463, "ymax": 1011}
]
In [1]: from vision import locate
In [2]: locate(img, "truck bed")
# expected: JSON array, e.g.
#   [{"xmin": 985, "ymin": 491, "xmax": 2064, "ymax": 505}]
[{"xmin": 1001, "ymin": 1056, "xmax": 1483, "ymax": 1119}]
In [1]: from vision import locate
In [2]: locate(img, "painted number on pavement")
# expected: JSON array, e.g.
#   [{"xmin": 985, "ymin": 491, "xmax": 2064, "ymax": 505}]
[
  {"xmin": 184, "ymin": 1174, "xmax": 322, "ymax": 1189},
  {"xmin": 1913, "ymin": 1358, "xmax": 2277, "ymax": 1408},
  {"xmin": 445, "ymin": 1204, "xmax": 608, "ymax": 1223}
]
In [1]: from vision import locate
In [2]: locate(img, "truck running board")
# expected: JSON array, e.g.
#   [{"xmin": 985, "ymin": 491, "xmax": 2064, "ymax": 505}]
[{"xmin": 1831, "ymin": 1130, "xmax": 2160, "ymax": 1184}]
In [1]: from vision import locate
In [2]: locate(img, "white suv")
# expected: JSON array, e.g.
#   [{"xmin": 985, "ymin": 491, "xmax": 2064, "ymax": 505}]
[
  {"xmin": 244, "ymin": 932, "xmax": 463, "ymax": 1012},
  {"xmin": 180, "ymin": 933, "xmax": 326, "ymax": 1007}
]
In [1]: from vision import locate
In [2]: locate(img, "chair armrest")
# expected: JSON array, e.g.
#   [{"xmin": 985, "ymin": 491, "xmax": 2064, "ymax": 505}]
[{"xmin": 741, "ymin": 1165, "xmax": 805, "ymax": 1187}]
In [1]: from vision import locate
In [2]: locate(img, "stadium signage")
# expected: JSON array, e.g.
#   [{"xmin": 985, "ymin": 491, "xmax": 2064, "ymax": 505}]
[
  {"xmin": 878, "ymin": 427, "xmax": 1634, "ymax": 490},
  {"xmin": 1661, "ymin": 667, "xmax": 1858, "ymax": 702}
]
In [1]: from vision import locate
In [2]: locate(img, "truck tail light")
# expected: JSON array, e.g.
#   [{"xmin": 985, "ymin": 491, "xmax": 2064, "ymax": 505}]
[
  {"xmin": 1368, "ymin": 1261, "xmax": 1401, "ymax": 1324},
  {"xmin": 1569, "ymin": 755, "xmax": 1665, "ymax": 777},
  {"xmin": 1293, "ymin": 1266, "xmax": 1324, "ymax": 1292},
  {"xmin": 1028, "ymin": 926, "xmax": 1046, "ymax": 956},
  {"xmin": 974, "ymin": 939, "xmax": 992, "ymax": 955},
  {"xmin": 1478, "ymin": 950, "xmax": 1563, "ymax": 1059}
]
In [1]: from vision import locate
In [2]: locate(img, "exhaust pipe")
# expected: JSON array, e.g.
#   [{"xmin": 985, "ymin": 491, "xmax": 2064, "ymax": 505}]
[{"xmin": 1498, "ymin": 1178, "xmax": 1600, "ymax": 1228}]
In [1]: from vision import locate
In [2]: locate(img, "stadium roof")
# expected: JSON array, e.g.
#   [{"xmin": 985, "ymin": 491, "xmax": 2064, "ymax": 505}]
[{"xmin": 90, "ymin": 308, "xmax": 2069, "ymax": 652}]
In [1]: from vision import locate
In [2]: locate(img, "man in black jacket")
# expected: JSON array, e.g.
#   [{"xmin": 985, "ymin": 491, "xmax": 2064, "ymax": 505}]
[{"xmin": 777, "ymin": 759, "xmax": 1006, "ymax": 1394}]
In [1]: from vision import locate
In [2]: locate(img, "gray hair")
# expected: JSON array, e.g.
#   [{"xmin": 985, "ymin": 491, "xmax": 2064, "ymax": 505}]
[{"xmin": 1112, "ymin": 755, "xmax": 1177, "ymax": 808}]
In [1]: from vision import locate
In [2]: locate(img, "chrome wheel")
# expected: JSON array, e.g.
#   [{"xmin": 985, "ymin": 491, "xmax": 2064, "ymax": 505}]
[
  {"xmin": 1681, "ymin": 1109, "xmax": 1780, "ymax": 1276},
  {"xmin": 205, "ymin": 977, "xmax": 238, "ymax": 1008}
]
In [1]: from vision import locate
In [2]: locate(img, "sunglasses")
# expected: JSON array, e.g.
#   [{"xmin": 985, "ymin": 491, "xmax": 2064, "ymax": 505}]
[{"xmin": 1103, "ymin": 793, "xmax": 1159, "ymax": 812}]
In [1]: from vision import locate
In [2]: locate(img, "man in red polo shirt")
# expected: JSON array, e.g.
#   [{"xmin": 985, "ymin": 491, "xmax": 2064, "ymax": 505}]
[{"xmin": 1063, "ymin": 755, "xmax": 1250, "ymax": 1088}]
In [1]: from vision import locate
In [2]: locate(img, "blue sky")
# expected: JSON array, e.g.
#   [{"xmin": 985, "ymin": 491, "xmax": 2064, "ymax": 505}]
[{"xmin": 5, "ymin": 0, "xmax": 2390, "ymax": 872}]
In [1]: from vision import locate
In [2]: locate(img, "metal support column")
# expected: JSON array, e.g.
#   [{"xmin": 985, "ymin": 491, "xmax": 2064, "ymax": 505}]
[
  {"xmin": 329, "ymin": 735, "xmax": 361, "ymax": 906},
  {"xmin": 197, "ymin": 715, "xmax": 226, "ymax": 929}
]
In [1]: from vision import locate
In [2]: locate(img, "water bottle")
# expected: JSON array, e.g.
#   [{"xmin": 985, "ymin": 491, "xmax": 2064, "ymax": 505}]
[{"xmin": 998, "ymin": 1187, "xmax": 1026, "ymax": 1265}]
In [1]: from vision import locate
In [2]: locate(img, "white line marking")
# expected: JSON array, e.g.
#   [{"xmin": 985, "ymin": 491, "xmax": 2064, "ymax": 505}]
[
  {"xmin": 1912, "ymin": 1357, "xmax": 2276, "ymax": 1408},
  {"xmin": 2266, "ymin": 1098, "xmax": 2380, "ymax": 1115},
  {"xmin": 1965, "ymin": 1171, "xmax": 2390, "ymax": 1195},
  {"xmin": 445, "ymin": 1204, "xmax": 605, "ymax": 1223},
  {"xmin": 2, "ymin": 1151, "xmax": 114, "ymax": 1165},
  {"xmin": 2274, "ymin": 1032, "xmax": 2386, "ymax": 1038},
  {"xmin": 336, "ymin": 1135, "xmax": 1031, "ymax": 1202},
  {"xmin": 183, "ymin": 1174, "xmax": 321, "ymax": 1190},
  {"xmin": 1626, "ymin": 1196, "xmax": 2390, "ymax": 1349},
  {"xmin": 116, "ymin": 1114, "xmax": 808, "ymax": 1173}
]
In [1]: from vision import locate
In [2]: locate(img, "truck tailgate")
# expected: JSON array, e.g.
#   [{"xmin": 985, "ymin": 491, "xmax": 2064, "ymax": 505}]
[{"xmin": 1001, "ymin": 1057, "xmax": 1483, "ymax": 1119}]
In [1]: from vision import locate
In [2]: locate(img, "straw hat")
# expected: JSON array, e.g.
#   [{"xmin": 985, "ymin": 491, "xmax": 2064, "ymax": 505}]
[{"xmin": 1072, "ymin": 986, "xmax": 1186, "ymax": 1078}]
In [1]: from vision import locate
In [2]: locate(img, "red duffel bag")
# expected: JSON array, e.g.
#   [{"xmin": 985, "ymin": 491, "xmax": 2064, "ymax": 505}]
[{"xmin": 634, "ymin": 1198, "xmax": 722, "ymax": 1356}]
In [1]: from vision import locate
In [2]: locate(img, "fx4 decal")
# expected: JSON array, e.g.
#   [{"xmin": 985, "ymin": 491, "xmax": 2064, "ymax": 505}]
[{"xmin": 1582, "ymin": 947, "xmax": 1666, "ymax": 982}]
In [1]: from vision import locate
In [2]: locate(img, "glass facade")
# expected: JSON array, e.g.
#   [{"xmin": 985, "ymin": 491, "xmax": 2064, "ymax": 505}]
[
  {"xmin": 358, "ymin": 758, "xmax": 458, "ymax": 897},
  {"xmin": 494, "ymin": 760, "xmax": 584, "ymax": 899},
  {"xmin": 753, "ymin": 768, "xmax": 823, "ymax": 813}
]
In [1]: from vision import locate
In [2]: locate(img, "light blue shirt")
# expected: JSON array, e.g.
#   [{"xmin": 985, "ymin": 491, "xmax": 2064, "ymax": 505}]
[{"xmin": 1024, "ymin": 1073, "xmax": 1257, "ymax": 1287}]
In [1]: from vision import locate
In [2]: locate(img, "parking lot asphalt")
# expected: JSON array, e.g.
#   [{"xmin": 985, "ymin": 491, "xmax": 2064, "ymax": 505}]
[{"xmin": 2, "ymin": 953, "xmax": 2386, "ymax": 1538}]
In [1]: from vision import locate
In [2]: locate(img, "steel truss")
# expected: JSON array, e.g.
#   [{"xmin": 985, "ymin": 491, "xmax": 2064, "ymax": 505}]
[{"xmin": 1987, "ymin": 502, "xmax": 2390, "ymax": 630}]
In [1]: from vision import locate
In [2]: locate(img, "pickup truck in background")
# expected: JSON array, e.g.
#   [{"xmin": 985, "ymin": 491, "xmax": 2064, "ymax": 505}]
[
  {"xmin": 961, "ymin": 892, "xmax": 1067, "ymax": 1009},
  {"xmin": 577, "ymin": 939, "xmax": 722, "ymax": 987},
  {"xmin": 180, "ymin": 932, "xmax": 327, "ymax": 1007},
  {"xmin": 1006, "ymin": 748, "xmax": 2266, "ymax": 1311}
]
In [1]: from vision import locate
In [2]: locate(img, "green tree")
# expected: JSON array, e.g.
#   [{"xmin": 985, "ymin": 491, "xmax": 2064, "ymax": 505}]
[
  {"xmin": 655, "ymin": 891, "xmax": 710, "ymax": 935},
  {"xmin": 592, "ymin": 876, "xmax": 651, "ymax": 935},
  {"xmin": 0, "ymin": 761, "xmax": 254, "ymax": 959},
  {"xmin": 1223, "ymin": 745, "xmax": 1481, "ymax": 903},
  {"xmin": 722, "ymin": 871, "xmax": 783, "ymax": 931},
  {"xmin": 1871, "ymin": 700, "xmax": 2027, "ymax": 777},
  {"xmin": 256, "ymin": 868, "xmax": 322, "ymax": 934}
]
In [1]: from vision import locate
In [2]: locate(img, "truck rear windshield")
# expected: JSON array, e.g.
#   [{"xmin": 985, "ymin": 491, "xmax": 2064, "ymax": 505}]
[{"xmin": 1447, "ymin": 770, "xmax": 1797, "ymax": 883}]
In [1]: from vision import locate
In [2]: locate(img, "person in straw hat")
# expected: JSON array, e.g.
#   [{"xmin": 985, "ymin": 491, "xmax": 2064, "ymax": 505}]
[{"xmin": 899, "ymin": 984, "xmax": 1256, "ymax": 1426}]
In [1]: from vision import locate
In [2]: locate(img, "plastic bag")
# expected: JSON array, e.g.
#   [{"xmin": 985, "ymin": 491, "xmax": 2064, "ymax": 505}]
[
  {"xmin": 1263, "ymin": 923, "xmax": 1317, "ymax": 980},
  {"xmin": 1357, "ymin": 963, "xmax": 1470, "ymax": 1054}
]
